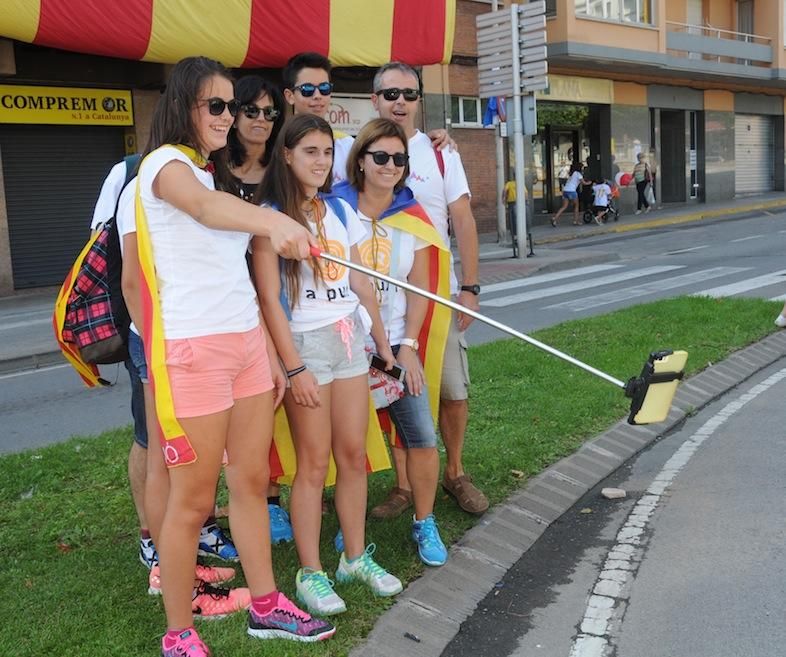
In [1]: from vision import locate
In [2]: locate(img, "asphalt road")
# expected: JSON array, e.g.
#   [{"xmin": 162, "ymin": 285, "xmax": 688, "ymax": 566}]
[{"xmin": 443, "ymin": 360, "xmax": 786, "ymax": 657}]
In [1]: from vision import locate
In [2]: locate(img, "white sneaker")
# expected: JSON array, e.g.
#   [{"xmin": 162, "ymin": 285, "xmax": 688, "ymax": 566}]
[
  {"xmin": 634, "ymin": 210, "xmax": 642, "ymax": 215},
  {"xmin": 336, "ymin": 545, "xmax": 403, "ymax": 597},
  {"xmin": 295, "ymin": 568, "xmax": 346, "ymax": 615},
  {"xmin": 644, "ymin": 206, "xmax": 651, "ymax": 214},
  {"xmin": 775, "ymin": 314, "xmax": 786, "ymax": 328}
]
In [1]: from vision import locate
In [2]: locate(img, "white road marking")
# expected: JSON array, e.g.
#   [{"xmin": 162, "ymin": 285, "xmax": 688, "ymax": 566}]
[
  {"xmin": 481, "ymin": 266, "xmax": 683, "ymax": 308},
  {"xmin": 0, "ymin": 317, "xmax": 53, "ymax": 331},
  {"xmin": 0, "ymin": 363, "xmax": 70, "ymax": 380},
  {"xmin": 692, "ymin": 268, "xmax": 786, "ymax": 298},
  {"xmin": 546, "ymin": 267, "xmax": 748, "ymax": 312},
  {"xmin": 482, "ymin": 264, "xmax": 623, "ymax": 294},
  {"xmin": 663, "ymin": 245, "xmax": 708, "ymax": 255},
  {"xmin": 568, "ymin": 368, "xmax": 786, "ymax": 657},
  {"xmin": 730, "ymin": 234, "xmax": 764, "ymax": 243}
]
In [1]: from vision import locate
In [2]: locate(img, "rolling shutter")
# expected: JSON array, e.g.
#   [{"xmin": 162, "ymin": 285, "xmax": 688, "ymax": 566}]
[
  {"xmin": 0, "ymin": 125, "xmax": 125, "ymax": 288},
  {"xmin": 734, "ymin": 114, "xmax": 774, "ymax": 195}
]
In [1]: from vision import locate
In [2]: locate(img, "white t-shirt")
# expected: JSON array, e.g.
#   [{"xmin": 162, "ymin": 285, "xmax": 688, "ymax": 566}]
[
  {"xmin": 356, "ymin": 210, "xmax": 428, "ymax": 345},
  {"xmin": 563, "ymin": 171, "xmax": 583, "ymax": 193},
  {"xmin": 287, "ymin": 198, "xmax": 364, "ymax": 332},
  {"xmin": 331, "ymin": 132, "xmax": 355, "ymax": 185},
  {"xmin": 405, "ymin": 130, "xmax": 470, "ymax": 294},
  {"xmin": 114, "ymin": 183, "xmax": 140, "ymax": 336},
  {"xmin": 91, "ymin": 160, "xmax": 127, "ymax": 230},
  {"xmin": 138, "ymin": 146, "xmax": 258, "ymax": 339},
  {"xmin": 592, "ymin": 183, "xmax": 611, "ymax": 207}
]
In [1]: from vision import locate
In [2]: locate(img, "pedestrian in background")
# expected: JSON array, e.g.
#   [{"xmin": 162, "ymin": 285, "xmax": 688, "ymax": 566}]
[{"xmin": 630, "ymin": 152, "xmax": 652, "ymax": 215}]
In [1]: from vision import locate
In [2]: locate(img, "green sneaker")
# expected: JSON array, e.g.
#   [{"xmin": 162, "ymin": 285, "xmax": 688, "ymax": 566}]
[
  {"xmin": 336, "ymin": 544, "xmax": 403, "ymax": 597},
  {"xmin": 295, "ymin": 568, "xmax": 346, "ymax": 616}
]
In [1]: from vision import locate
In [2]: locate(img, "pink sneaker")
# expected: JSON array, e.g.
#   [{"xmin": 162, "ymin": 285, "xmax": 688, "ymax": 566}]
[
  {"xmin": 191, "ymin": 581, "xmax": 251, "ymax": 620},
  {"xmin": 247, "ymin": 592, "xmax": 336, "ymax": 642},
  {"xmin": 161, "ymin": 627, "xmax": 210, "ymax": 657},
  {"xmin": 148, "ymin": 564, "xmax": 236, "ymax": 595}
]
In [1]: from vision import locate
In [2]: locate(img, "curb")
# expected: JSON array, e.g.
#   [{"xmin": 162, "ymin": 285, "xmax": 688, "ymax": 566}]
[
  {"xmin": 531, "ymin": 199, "xmax": 786, "ymax": 247},
  {"xmin": 0, "ymin": 350, "xmax": 64, "ymax": 375},
  {"xmin": 350, "ymin": 330, "xmax": 786, "ymax": 657}
]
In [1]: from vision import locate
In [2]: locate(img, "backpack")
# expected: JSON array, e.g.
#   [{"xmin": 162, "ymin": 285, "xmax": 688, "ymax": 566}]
[{"xmin": 55, "ymin": 154, "xmax": 140, "ymax": 369}]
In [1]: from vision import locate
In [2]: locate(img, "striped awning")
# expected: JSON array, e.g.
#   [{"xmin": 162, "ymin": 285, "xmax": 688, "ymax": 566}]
[{"xmin": 1, "ymin": 0, "xmax": 455, "ymax": 67}]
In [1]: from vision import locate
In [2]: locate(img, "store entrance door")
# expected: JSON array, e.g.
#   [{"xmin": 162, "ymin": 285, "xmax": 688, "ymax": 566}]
[
  {"xmin": 548, "ymin": 128, "xmax": 579, "ymax": 212},
  {"xmin": 660, "ymin": 110, "xmax": 686, "ymax": 203}
]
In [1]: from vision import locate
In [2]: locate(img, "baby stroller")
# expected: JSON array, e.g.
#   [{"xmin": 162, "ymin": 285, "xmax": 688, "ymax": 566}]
[{"xmin": 582, "ymin": 180, "xmax": 621, "ymax": 224}]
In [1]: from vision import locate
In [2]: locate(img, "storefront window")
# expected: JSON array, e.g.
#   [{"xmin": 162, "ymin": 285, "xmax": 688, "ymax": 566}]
[
  {"xmin": 450, "ymin": 96, "xmax": 490, "ymax": 127},
  {"xmin": 575, "ymin": 0, "xmax": 652, "ymax": 24}
]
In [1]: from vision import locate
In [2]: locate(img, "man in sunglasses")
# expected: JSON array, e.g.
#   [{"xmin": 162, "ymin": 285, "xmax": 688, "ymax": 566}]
[{"xmin": 370, "ymin": 61, "xmax": 488, "ymax": 518}]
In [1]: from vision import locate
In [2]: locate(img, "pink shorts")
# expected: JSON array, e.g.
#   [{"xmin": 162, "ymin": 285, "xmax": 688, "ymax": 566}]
[{"xmin": 165, "ymin": 326, "xmax": 274, "ymax": 418}]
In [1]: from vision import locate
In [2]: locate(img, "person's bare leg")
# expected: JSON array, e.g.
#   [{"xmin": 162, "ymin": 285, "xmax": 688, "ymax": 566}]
[
  {"xmin": 330, "ymin": 375, "xmax": 370, "ymax": 560},
  {"xmin": 391, "ymin": 446, "xmax": 409, "ymax": 490},
  {"xmin": 406, "ymin": 447, "xmax": 439, "ymax": 520},
  {"xmin": 128, "ymin": 442, "xmax": 147, "ymax": 528},
  {"xmin": 142, "ymin": 384, "xmax": 168, "ymax": 546},
  {"xmin": 552, "ymin": 198, "xmax": 569, "ymax": 224},
  {"xmin": 285, "ymin": 387, "xmax": 332, "ymax": 570},
  {"xmin": 439, "ymin": 398, "xmax": 468, "ymax": 481},
  {"xmin": 159, "ymin": 411, "xmax": 228, "ymax": 630},
  {"xmin": 224, "ymin": 392, "xmax": 277, "ymax": 595}
]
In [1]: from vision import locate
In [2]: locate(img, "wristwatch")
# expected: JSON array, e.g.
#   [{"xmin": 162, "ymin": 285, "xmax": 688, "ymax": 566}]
[
  {"xmin": 461, "ymin": 284, "xmax": 481, "ymax": 295},
  {"xmin": 400, "ymin": 337, "xmax": 420, "ymax": 350}
]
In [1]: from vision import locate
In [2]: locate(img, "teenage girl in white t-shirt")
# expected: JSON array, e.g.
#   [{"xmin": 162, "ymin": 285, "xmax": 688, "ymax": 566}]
[
  {"xmin": 551, "ymin": 162, "xmax": 587, "ymax": 227},
  {"xmin": 254, "ymin": 114, "xmax": 402, "ymax": 617},
  {"xmin": 133, "ymin": 57, "xmax": 333, "ymax": 657}
]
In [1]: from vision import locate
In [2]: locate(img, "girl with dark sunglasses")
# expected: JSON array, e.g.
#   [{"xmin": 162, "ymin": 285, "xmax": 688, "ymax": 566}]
[{"xmin": 253, "ymin": 114, "xmax": 402, "ymax": 617}]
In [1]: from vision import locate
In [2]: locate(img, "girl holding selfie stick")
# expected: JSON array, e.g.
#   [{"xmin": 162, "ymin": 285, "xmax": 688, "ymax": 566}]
[
  {"xmin": 333, "ymin": 118, "xmax": 452, "ymax": 567},
  {"xmin": 254, "ymin": 114, "xmax": 402, "ymax": 616}
]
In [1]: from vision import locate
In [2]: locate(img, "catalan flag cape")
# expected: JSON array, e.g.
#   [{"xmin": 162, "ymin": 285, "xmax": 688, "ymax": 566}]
[
  {"xmin": 331, "ymin": 182, "xmax": 451, "ymax": 445},
  {"xmin": 270, "ymin": 193, "xmax": 391, "ymax": 486},
  {"xmin": 52, "ymin": 232, "xmax": 108, "ymax": 388},
  {"xmin": 133, "ymin": 145, "xmax": 206, "ymax": 468},
  {"xmin": 1, "ymin": 1, "xmax": 454, "ymax": 68}
]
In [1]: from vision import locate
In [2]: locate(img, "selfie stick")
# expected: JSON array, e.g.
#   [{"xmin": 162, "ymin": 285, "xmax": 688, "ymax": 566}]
[{"xmin": 309, "ymin": 246, "xmax": 625, "ymax": 389}]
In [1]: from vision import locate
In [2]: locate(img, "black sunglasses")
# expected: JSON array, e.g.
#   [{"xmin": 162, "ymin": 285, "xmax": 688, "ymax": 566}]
[
  {"xmin": 376, "ymin": 87, "xmax": 421, "ymax": 102},
  {"xmin": 201, "ymin": 97, "xmax": 240, "ymax": 117},
  {"xmin": 293, "ymin": 82, "xmax": 333, "ymax": 97},
  {"xmin": 241, "ymin": 104, "xmax": 280, "ymax": 121},
  {"xmin": 366, "ymin": 151, "xmax": 408, "ymax": 167}
]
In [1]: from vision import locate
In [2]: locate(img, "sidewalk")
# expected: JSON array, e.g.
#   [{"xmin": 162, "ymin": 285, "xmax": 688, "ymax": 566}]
[{"xmin": 1, "ymin": 192, "xmax": 785, "ymax": 374}]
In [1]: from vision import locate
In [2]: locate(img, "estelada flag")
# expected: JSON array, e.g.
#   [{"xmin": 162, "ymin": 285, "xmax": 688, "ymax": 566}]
[
  {"xmin": 331, "ymin": 182, "xmax": 451, "ymax": 446},
  {"xmin": 1, "ymin": 0, "xmax": 455, "ymax": 68}
]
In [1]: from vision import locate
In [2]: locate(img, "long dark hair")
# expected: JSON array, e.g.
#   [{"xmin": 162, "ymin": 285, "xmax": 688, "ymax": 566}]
[
  {"xmin": 142, "ymin": 57, "xmax": 233, "ymax": 159},
  {"xmin": 227, "ymin": 75, "xmax": 286, "ymax": 169},
  {"xmin": 256, "ymin": 114, "xmax": 334, "ymax": 307}
]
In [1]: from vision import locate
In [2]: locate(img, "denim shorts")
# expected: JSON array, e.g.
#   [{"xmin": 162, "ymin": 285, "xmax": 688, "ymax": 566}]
[
  {"xmin": 291, "ymin": 313, "xmax": 368, "ymax": 386},
  {"xmin": 124, "ymin": 330, "xmax": 148, "ymax": 448},
  {"xmin": 563, "ymin": 190, "xmax": 578, "ymax": 200},
  {"xmin": 386, "ymin": 345, "xmax": 437, "ymax": 449}
]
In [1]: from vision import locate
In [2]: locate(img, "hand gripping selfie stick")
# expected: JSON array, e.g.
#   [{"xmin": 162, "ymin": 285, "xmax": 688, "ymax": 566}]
[{"xmin": 309, "ymin": 246, "xmax": 687, "ymax": 425}]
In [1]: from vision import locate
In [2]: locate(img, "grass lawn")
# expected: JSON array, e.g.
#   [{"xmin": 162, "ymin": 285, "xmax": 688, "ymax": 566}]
[{"xmin": 0, "ymin": 296, "xmax": 779, "ymax": 657}]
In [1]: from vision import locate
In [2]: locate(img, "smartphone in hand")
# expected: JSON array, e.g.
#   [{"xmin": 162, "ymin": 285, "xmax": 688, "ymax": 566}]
[{"xmin": 369, "ymin": 353, "xmax": 406, "ymax": 382}]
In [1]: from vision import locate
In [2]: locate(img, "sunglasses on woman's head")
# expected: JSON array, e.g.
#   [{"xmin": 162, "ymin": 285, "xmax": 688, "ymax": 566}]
[
  {"xmin": 293, "ymin": 82, "xmax": 334, "ymax": 97},
  {"xmin": 241, "ymin": 104, "xmax": 280, "ymax": 121},
  {"xmin": 376, "ymin": 87, "xmax": 421, "ymax": 102},
  {"xmin": 366, "ymin": 151, "xmax": 408, "ymax": 167},
  {"xmin": 202, "ymin": 97, "xmax": 240, "ymax": 117}
]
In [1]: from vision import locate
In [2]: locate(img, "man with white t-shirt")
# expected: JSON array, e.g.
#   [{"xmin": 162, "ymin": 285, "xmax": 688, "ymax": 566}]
[{"xmin": 370, "ymin": 61, "xmax": 488, "ymax": 517}]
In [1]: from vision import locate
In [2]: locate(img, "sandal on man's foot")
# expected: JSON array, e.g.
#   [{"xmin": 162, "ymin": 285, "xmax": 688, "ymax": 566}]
[
  {"xmin": 370, "ymin": 487, "xmax": 413, "ymax": 520},
  {"xmin": 442, "ymin": 474, "xmax": 489, "ymax": 515}
]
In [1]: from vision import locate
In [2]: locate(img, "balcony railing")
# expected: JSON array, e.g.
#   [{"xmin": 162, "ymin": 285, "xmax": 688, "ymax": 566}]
[{"xmin": 666, "ymin": 21, "xmax": 772, "ymax": 68}]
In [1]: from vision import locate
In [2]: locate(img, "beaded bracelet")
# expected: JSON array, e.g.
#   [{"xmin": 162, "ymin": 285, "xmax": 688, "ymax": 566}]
[{"xmin": 286, "ymin": 365, "xmax": 307, "ymax": 379}]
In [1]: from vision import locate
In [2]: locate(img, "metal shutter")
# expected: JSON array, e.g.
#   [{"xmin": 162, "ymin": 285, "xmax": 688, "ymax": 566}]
[
  {"xmin": 735, "ymin": 114, "xmax": 774, "ymax": 195},
  {"xmin": 0, "ymin": 125, "xmax": 125, "ymax": 288}
]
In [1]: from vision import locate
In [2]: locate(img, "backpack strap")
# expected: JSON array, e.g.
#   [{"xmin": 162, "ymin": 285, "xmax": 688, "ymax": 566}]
[{"xmin": 433, "ymin": 146, "xmax": 445, "ymax": 179}]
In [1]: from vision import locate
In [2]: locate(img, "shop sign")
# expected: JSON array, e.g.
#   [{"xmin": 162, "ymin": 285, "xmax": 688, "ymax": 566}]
[
  {"xmin": 326, "ymin": 94, "xmax": 376, "ymax": 136},
  {"xmin": 537, "ymin": 75, "xmax": 613, "ymax": 105},
  {"xmin": 0, "ymin": 85, "xmax": 134, "ymax": 126}
]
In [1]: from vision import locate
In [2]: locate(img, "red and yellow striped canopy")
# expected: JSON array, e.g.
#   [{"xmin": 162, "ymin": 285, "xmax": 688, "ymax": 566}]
[{"xmin": 1, "ymin": 0, "xmax": 455, "ymax": 67}]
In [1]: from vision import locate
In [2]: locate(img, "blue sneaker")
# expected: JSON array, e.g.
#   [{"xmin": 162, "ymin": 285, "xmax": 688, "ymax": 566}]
[
  {"xmin": 269, "ymin": 504, "xmax": 294, "ymax": 544},
  {"xmin": 198, "ymin": 522, "xmax": 240, "ymax": 562},
  {"xmin": 412, "ymin": 514, "xmax": 447, "ymax": 566},
  {"xmin": 333, "ymin": 529, "xmax": 344, "ymax": 554}
]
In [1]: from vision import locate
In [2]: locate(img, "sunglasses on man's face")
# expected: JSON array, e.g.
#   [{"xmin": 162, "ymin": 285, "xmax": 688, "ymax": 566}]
[
  {"xmin": 202, "ymin": 97, "xmax": 240, "ymax": 117},
  {"xmin": 241, "ymin": 104, "xmax": 280, "ymax": 121},
  {"xmin": 376, "ymin": 87, "xmax": 421, "ymax": 102},
  {"xmin": 293, "ymin": 82, "xmax": 334, "ymax": 97},
  {"xmin": 366, "ymin": 150, "xmax": 408, "ymax": 167}
]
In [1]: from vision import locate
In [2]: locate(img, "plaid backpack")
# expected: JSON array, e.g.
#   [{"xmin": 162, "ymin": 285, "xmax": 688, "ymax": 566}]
[{"xmin": 54, "ymin": 155, "xmax": 139, "ymax": 372}]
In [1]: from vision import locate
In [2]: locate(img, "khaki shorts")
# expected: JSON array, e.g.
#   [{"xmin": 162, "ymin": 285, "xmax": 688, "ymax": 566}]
[{"xmin": 440, "ymin": 313, "xmax": 470, "ymax": 401}]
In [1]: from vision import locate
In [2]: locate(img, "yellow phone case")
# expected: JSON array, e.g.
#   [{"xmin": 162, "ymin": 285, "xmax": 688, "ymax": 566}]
[{"xmin": 629, "ymin": 350, "xmax": 688, "ymax": 425}]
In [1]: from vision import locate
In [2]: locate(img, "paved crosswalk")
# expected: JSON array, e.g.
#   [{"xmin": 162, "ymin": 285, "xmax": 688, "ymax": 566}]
[{"xmin": 479, "ymin": 263, "xmax": 786, "ymax": 313}]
